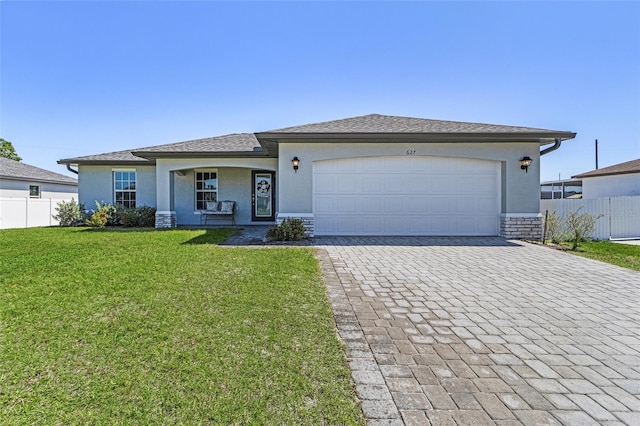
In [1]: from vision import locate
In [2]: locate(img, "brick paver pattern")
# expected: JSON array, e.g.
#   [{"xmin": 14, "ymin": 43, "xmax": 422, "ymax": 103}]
[{"xmin": 315, "ymin": 237, "xmax": 640, "ymax": 426}]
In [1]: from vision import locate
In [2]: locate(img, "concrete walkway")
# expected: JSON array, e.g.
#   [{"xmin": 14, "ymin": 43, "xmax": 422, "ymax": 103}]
[{"xmin": 314, "ymin": 237, "xmax": 640, "ymax": 426}]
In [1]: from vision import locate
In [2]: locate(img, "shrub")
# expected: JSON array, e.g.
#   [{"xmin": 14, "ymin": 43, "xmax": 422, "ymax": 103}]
[
  {"xmin": 267, "ymin": 218, "xmax": 306, "ymax": 241},
  {"xmin": 542, "ymin": 210, "xmax": 563, "ymax": 244},
  {"xmin": 86, "ymin": 201, "xmax": 115, "ymax": 228},
  {"xmin": 119, "ymin": 206, "xmax": 156, "ymax": 228},
  {"xmin": 54, "ymin": 198, "xmax": 84, "ymax": 227},
  {"xmin": 565, "ymin": 208, "xmax": 599, "ymax": 250},
  {"xmin": 120, "ymin": 208, "xmax": 139, "ymax": 227},
  {"xmin": 136, "ymin": 206, "xmax": 156, "ymax": 227},
  {"xmin": 86, "ymin": 211, "xmax": 108, "ymax": 227}
]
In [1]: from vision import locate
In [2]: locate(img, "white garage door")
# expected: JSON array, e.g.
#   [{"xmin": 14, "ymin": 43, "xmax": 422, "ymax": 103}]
[{"xmin": 313, "ymin": 156, "xmax": 500, "ymax": 236}]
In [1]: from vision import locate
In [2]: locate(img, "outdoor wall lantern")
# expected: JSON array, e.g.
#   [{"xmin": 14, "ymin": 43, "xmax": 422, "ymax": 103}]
[
  {"xmin": 520, "ymin": 156, "xmax": 532, "ymax": 173},
  {"xmin": 292, "ymin": 156, "xmax": 300, "ymax": 173}
]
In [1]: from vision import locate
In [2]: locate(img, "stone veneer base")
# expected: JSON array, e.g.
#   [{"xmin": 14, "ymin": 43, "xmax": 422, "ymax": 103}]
[
  {"xmin": 155, "ymin": 211, "xmax": 177, "ymax": 229},
  {"xmin": 500, "ymin": 214, "xmax": 542, "ymax": 240}
]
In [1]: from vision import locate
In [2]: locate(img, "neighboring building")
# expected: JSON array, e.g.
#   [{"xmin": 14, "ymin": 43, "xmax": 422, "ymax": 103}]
[
  {"xmin": 58, "ymin": 114, "xmax": 576, "ymax": 238},
  {"xmin": 540, "ymin": 179, "xmax": 582, "ymax": 199},
  {"xmin": 573, "ymin": 158, "xmax": 640, "ymax": 199},
  {"xmin": 0, "ymin": 157, "xmax": 78, "ymax": 229}
]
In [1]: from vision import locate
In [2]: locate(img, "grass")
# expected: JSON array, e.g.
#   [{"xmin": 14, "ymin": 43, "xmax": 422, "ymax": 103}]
[
  {"xmin": 0, "ymin": 227, "xmax": 364, "ymax": 425},
  {"xmin": 562, "ymin": 240, "xmax": 640, "ymax": 272}
]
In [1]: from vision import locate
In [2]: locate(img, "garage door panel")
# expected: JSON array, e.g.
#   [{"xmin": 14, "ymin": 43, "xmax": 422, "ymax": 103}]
[
  {"xmin": 407, "ymin": 197, "xmax": 428, "ymax": 212},
  {"xmin": 314, "ymin": 196, "xmax": 335, "ymax": 213},
  {"xmin": 362, "ymin": 176, "xmax": 383, "ymax": 193},
  {"xmin": 336, "ymin": 196, "xmax": 356, "ymax": 213},
  {"xmin": 429, "ymin": 196, "xmax": 452, "ymax": 213},
  {"xmin": 314, "ymin": 156, "xmax": 499, "ymax": 236},
  {"xmin": 362, "ymin": 157, "xmax": 383, "ymax": 172},
  {"xmin": 361, "ymin": 196, "xmax": 384, "ymax": 213},
  {"xmin": 384, "ymin": 196, "xmax": 404, "ymax": 213},
  {"xmin": 476, "ymin": 197, "xmax": 499, "ymax": 214},
  {"xmin": 314, "ymin": 176, "xmax": 337, "ymax": 193},
  {"xmin": 455, "ymin": 197, "xmax": 477, "ymax": 214},
  {"xmin": 471, "ymin": 176, "xmax": 497, "ymax": 193},
  {"xmin": 384, "ymin": 177, "xmax": 405, "ymax": 193},
  {"xmin": 430, "ymin": 176, "xmax": 450, "ymax": 194}
]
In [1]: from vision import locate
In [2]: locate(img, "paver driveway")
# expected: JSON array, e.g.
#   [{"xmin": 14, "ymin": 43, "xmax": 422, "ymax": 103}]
[{"xmin": 314, "ymin": 237, "xmax": 640, "ymax": 426}]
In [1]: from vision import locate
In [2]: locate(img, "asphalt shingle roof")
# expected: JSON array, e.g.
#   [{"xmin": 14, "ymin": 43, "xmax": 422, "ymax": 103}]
[
  {"xmin": 58, "ymin": 149, "xmax": 151, "ymax": 164},
  {"xmin": 263, "ymin": 113, "xmax": 568, "ymax": 134},
  {"xmin": 0, "ymin": 157, "xmax": 78, "ymax": 185},
  {"xmin": 58, "ymin": 114, "xmax": 576, "ymax": 164},
  {"xmin": 132, "ymin": 133, "xmax": 261, "ymax": 154},
  {"xmin": 59, "ymin": 134, "xmax": 262, "ymax": 164},
  {"xmin": 573, "ymin": 158, "xmax": 640, "ymax": 178}
]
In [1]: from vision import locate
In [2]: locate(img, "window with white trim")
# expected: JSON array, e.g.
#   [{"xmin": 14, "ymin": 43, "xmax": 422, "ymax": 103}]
[
  {"xmin": 29, "ymin": 185, "xmax": 40, "ymax": 198},
  {"xmin": 195, "ymin": 171, "xmax": 217, "ymax": 210},
  {"xmin": 114, "ymin": 170, "xmax": 136, "ymax": 208}
]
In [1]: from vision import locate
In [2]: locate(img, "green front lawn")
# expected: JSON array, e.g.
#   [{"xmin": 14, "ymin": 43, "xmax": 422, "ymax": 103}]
[
  {"xmin": 0, "ymin": 227, "xmax": 364, "ymax": 425},
  {"xmin": 564, "ymin": 240, "xmax": 640, "ymax": 272}
]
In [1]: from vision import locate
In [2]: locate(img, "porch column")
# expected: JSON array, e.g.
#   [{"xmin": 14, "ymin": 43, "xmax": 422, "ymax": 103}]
[{"xmin": 155, "ymin": 164, "xmax": 176, "ymax": 228}]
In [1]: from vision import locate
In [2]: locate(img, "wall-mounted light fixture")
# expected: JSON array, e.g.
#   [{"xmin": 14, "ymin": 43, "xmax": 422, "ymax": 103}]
[
  {"xmin": 292, "ymin": 156, "xmax": 300, "ymax": 173},
  {"xmin": 520, "ymin": 156, "xmax": 532, "ymax": 173}
]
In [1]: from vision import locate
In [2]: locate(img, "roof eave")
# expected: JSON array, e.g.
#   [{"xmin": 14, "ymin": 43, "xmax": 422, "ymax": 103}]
[
  {"xmin": 57, "ymin": 159, "xmax": 154, "ymax": 166},
  {"xmin": 255, "ymin": 131, "xmax": 577, "ymax": 144},
  {"xmin": 0, "ymin": 175, "xmax": 78, "ymax": 186},
  {"xmin": 131, "ymin": 150, "xmax": 271, "ymax": 159},
  {"xmin": 573, "ymin": 170, "xmax": 640, "ymax": 179}
]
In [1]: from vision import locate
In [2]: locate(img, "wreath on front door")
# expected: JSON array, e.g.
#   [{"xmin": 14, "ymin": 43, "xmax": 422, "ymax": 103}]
[{"xmin": 257, "ymin": 179, "xmax": 271, "ymax": 194}]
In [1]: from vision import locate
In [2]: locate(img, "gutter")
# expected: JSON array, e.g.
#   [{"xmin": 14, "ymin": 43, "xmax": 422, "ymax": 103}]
[
  {"xmin": 540, "ymin": 138, "xmax": 562, "ymax": 156},
  {"xmin": 66, "ymin": 164, "xmax": 79, "ymax": 175}
]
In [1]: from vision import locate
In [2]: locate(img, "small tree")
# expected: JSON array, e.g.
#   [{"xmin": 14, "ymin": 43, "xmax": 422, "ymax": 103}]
[
  {"xmin": 542, "ymin": 210, "xmax": 563, "ymax": 244},
  {"xmin": 565, "ymin": 208, "xmax": 599, "ymax": 250},
  {"xmin": 0, "ymin": 138, "xmax": 22, "ymax": 161}
]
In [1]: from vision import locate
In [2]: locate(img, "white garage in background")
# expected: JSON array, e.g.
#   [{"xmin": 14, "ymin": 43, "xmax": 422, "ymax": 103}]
[{"xmin": 313, "ymin": 156, "xmax": 500, "ymax": 236}]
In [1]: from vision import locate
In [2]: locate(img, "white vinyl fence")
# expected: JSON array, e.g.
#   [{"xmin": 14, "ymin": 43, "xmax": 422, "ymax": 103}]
[
  {"xmin": 0, "ymin": 197, "xmax": 72, "ymax": 229},
  {"xmin": 541, "ymin": 196, "xmax": 640, "ymax": 240}
]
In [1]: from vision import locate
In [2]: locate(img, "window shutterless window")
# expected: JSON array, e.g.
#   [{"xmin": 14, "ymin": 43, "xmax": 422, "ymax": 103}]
[
  {"xmin": 195, "ymin": 171, "xmax": 217, "ymax": 210},
  {"xmin": 29, "ymin": 185, "xmax": 40, "ymax": 198},
  {"xmin": 114, "ymin": 171, "xmax": 136, "ymax": 208}
]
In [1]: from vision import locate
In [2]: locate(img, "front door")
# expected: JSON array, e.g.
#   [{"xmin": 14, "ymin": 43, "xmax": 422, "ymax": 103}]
[{"xmin": 252, "ymin": 171, "xmax": 275, "ymax": 221}]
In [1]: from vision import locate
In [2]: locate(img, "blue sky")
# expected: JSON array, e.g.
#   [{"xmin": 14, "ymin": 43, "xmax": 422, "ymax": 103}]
[{"xmin": 1, "ymin": 1, "xmax": 639, "ymax": 181}]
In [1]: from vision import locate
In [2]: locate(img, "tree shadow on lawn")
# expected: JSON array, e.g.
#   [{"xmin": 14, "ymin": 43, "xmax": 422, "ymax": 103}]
[
  {"xmin": 79, "ymin": 226, "xmax": 235, "ymax": 245},
  {"xmin": 181, "ymin": 228, "xmax": 236, "ymax": 245}
]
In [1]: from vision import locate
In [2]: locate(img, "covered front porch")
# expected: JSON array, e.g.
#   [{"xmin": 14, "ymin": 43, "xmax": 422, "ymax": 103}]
[{"xmin": 153, "ymin": 157, "xmax": 277, "ymax": 228}]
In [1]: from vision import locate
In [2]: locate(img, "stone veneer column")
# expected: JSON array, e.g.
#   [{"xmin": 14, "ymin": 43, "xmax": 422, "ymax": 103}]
[
  {"xmin": 276, "ymin": 213, "xmax": 314, "ymax": 237},
  {"xmin": 155, "ymin": 211, "xmax": 177, "ymax": 229},
  {"xmin": 500, "ymin": 214, "xmax": 542, "ymax": 240}
]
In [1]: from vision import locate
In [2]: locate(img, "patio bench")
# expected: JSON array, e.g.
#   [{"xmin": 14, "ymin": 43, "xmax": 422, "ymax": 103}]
[{"xmin": 201, "ymin": 201, "xmax": 236, "ymax": 225}]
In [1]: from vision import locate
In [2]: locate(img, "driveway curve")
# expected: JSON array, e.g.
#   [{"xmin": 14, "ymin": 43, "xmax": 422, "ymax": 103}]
[{"xmin": 314, "ymin": 237, "xmax": 640, "ymax": 426}]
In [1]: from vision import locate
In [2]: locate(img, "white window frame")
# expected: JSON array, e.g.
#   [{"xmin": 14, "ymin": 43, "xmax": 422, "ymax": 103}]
[
  {"xmin": 113, "ymin": 168, "xmax": 136, "ymax": 208},
  {"xmin": 195, "ymin": 169, "xmax": 218, "ymax": 210}
]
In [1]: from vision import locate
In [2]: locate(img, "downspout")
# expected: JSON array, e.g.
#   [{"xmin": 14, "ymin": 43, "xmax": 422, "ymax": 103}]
[
  {"xmin": 66, "ymin": 164, "xmax": 79, "ymax": 175},
  {"xmin": 540, "ymin": 137, "xmax": 562, "ymax": 156}
]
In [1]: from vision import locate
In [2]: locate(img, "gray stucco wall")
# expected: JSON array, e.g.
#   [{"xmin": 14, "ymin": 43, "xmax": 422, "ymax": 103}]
[
  {"xmin": 78, "ymin": 165, "xmax": 156, "ymax": 209},
  {"xmin": 172, "ymin": 167, "xmax": 264, "ymax": 226},
  {"xmin": 277, "ymin": 141, "xmax": 541, "ymax": 216}
]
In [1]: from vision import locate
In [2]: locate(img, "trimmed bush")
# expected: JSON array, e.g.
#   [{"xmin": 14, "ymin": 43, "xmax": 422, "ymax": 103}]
[
  {"xmin": 136, "ymin": 206, "xmax": 156, "ymax": 227},
  {"xmin": 120, "ymin": 208, "xmax": 139, "ymax": 227},
  {"xmin": 267, "ymin": 218, "xmax": 306, "ymax": 241}
]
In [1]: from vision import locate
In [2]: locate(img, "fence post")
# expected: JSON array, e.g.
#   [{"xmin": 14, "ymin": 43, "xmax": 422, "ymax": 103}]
[{"xmin": 542, "ymin": 210, "xmax": 549, "ymax": 244}]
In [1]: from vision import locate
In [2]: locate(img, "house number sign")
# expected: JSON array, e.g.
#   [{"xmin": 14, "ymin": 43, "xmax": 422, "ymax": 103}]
[{"xmin": 405, "ymin": 150, "xmax": 416, "ymax": 155}]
